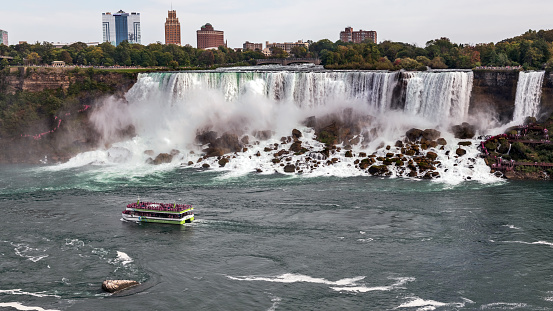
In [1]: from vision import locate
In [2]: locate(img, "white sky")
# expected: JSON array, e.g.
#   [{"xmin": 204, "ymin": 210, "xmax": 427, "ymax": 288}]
[{"xmin": 1, "ymin": 0, "xmax": 552, "ymax": 48}]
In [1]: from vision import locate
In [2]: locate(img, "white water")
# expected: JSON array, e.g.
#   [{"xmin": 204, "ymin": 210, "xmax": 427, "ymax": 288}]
[
  {"xmin": 55, "ymin": 69, "xmax": 507, "ymax": 184},
  {"xmin": 512, "ymin": 71, "xmax": 545, "ymax": 123}
]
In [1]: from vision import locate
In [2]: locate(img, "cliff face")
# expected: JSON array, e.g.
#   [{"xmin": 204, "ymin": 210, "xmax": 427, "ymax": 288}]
[
  {"xmin": 469, "ymin": 71, "xmax": 519, "ymax": 122},
  {"xmin": 540, "ymin": 72, "xmax": 553, "ymax": 118},
  {"xmin": 0, "ymin": 68, "xmax": 138, "ymax": 164}
]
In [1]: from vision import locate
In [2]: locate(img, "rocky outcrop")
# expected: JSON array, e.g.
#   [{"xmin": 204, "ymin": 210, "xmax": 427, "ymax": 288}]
[
  {"xmin": 451, "ymin": 122, "xmax": 476, "ymax": 139},
  {"xmin": 102, "ymin": 280, "xmax": 139, "ymax": 293}
]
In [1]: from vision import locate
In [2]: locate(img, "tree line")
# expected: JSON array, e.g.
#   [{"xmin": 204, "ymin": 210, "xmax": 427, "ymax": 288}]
[{"xmin": 1, "ymin": 29, "xmax": 553, "ymax": 70}]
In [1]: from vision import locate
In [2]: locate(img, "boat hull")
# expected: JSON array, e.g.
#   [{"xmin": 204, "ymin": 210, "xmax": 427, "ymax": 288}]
[{"xmin": 122, "ymin": 213, "xmax": 194, "ymax": 225}]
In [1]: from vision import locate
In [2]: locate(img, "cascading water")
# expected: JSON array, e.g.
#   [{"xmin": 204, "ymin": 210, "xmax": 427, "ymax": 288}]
[
  {"xmin": 403, "ymin": 71, "xmax": 474, "ymax": 123},
  {"xmin": 512, "ymin": 71, "xmax": 545, "ymax": 123},
  {"xmin": 68, "ymin": 68, "xmax": 498, "ymax": 184}
]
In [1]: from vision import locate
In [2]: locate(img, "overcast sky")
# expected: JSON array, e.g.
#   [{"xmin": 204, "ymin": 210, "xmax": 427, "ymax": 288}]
[{"xmin": 1, "ymin": 0, "xmax": 552, "ymax": 48}]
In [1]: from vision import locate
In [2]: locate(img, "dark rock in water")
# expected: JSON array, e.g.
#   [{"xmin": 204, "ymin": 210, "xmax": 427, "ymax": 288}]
[
  {"xmin": 144, "ymin": 150, "xmax": 155, "ymax": 156},
  {"xmin": 408, "ymin": 169, "xmax": 418, "ymax": 177},
  {"xmin": 451, "ymin": 122, "xmax": 476, "ymax": 139},
  {"xmin": 204, "ymin": 132, "xmax": 243, "ymax": 157},
  {"xmin": 422, "ymin": 129, "xmax": 441, "ymax": 141},
  {"xmin": 264, "ymin": 147, "xmax": 273, "ymax": 152},
  {"xmin": 458, "ymin": 141, "xmax": 472, "ymax": 146},
  {"xmin": 145, "ymin": 157, "xmax": 154, "ymax": 164},
  {"xmin": 456, "ymin": 148, "xmax": 467, "ymax": 156},
  {"xmin": 437, "ymin": 138, "xmax": 447, "ymax": 145},
  {"xmin": 395, "ymin": 140, "xmax": 404, "ymax": 147},
  {"xmin": 254, "ymin": 130, "xmax": 273, "ymax": 140},
  {"xmin": 426, "ymin": 151, "xmax": 438, "ymax": 161},
  {"xmin": 368, "ymin": 165, "xmax": 389, "ymax": 176},
  {"xmin": 292, "ymin": 129, "xmax": 302, "ymax": 140},
  {"xmin": 359, "ymin": 152, "xmax": 367, "ymax": 158},
  {"xmin": 345, "ymin": 150, "xmax": 353, "ymax": 157},
  {"xmin": 290, "ymin": 141, "xmax": 302, "ymax": 153},
  {"xmin": 187, "ymin": 161, "xmax": 194, "ymax": 166},
  {"xmin": 284, "ymin": 164, "xmax": 296, "ymax": 173},
  {"xmin": 256, "ymin": 168, "xmax": 263, "ymax": 173},
  {"xmin": 202, "ymin": 163, "xmax": 210, "ymax": 168},
  {"xmin": 218, "ymin": 158, "xmax": 229, "ymax": 167},
  {"xmin": 170, "ymin": 149, "xmax": 180, "ymax": 156},
  {"xmin": 242, "ymin": 147, "xmax": 248, "ymax": 152},
  {"xmin": 102, "ymin": 280, "xmax": 139, "ymax": 293},
  {"xmin": 255, "ymin": 151, "xmax": 261, "ymax": 157},
  {"xmin": 406, "ymin": 128, "xmax": 423, "ymax": 142},
  {"xmin": 241, "ymin": 135, "xmax": 250, "ymax": 145},
  {"xmin": 153, "ymin": 153, "xmax": 173, "ymax": 165},
  {"xmin": 196, "ymin": 131, "xmax": 218, "ymax": 145}
]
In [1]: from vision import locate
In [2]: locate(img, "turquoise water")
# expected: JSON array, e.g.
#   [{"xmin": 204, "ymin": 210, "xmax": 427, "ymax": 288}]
[{"xmin": 1, "ymin": 165, "xmax": 553, "ymax": 310}]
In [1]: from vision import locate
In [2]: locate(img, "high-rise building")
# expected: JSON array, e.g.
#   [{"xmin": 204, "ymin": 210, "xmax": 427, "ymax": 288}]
[
  {"xmin": 165, "ymin": 10, "xmax": 181, "ymax": 45},
  {"xmin": 196, "ymin": 23, "xmax": 225, "ymax": 49},
  {"xmin": 340, "ymin": 27, "xmax": 377, "ymax": 44},
  {"xmin": 102, "ymin": 10, "xmax": 141, "ymax": 46},
  {"xmin": 243, "ymin": 41, "xmax": 262, "ymax": 51},
  {"xmin": 0, "ymin": 29, "xmax": 8, "ymax": 45}
]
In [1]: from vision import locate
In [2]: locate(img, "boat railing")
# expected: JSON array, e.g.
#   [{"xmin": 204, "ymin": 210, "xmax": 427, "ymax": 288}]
[{"xmin": 126, "ymin": 202, "xmax": 193, "ymax": 212}]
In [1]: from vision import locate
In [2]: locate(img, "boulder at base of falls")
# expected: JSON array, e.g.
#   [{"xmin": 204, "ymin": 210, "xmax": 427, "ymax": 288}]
[
  {"xmin": 102, "ymin": 280, "xmax": 139, "ymax": 293},
  {"xmin": 456, "ymin": 148, "xmax": 467, "ymax": 156},
  {"xmin": 422, "ymin": 129, "xmax": 441, "ymax": 141},
  {"xmin": 451, "ymin": 122, "xmax": 476, "ymax": 139},
  {"xmin": 437, "ymin": 138, "xmax": 447, "ymax": 145},
  {"xmin": 406, "ymin": 128, "xmax": 424, "ymax": 142},
  {"xmin": 292, "ymin": 129, "xmax": 302, "ymax": 140},
  {"xmin": 152, "ymin": 153, "xmax": 173, "ymax": 165},
  {"xmin": 284, "ymin": 164, "xmax": 296, "ymax": 173},
  {"xmin": 218, "ymin": 158, "xmax": 229, "ymax": 167},
  {"xmin": 368, "ymin": 165, "xmax": 390, "ymax": 176}
]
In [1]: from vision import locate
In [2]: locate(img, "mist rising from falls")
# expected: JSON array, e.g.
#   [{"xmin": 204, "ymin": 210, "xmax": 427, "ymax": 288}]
[
  {"xmin": 81, "ymin": 69, "xmax": 497, "ymax": 184},
  {"xmin": 513, "ymin": 71, "xmax": 545, "ymax": 123}
]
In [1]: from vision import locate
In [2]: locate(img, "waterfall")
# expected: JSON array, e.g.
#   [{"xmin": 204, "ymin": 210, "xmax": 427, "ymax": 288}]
[
  {"xmin": 403, "ymin": 71, "xmax": 474, "ymax": 123},
  {"xmin": 512, "ymin": 71, "xmax": 545, "ymax": 123}
]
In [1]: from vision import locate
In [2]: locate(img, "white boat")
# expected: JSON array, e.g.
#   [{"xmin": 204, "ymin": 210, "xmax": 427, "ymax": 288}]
[{"xmin": 122, "ymin": 201, "xmax": 194, "ymax": 225}]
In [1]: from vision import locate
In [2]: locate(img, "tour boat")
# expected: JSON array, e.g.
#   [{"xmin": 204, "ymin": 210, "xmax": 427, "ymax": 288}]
[{"xmin": 122, "ymin": 201, "xmax": 194, "ymax": 225}]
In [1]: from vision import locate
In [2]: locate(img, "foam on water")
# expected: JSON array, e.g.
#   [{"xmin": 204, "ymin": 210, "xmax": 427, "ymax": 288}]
[
  {"xmin": 397, "ymin": 296, "xmax": 469, "ymax": 310},
  {"xmin": 0, "ymin": 290, "xmax": 60, "ymax": 298},
  {"xmin": 115, "ymin": 251, "xmax": 133, "ymax": 266},
  {"xmin": 0, "ymin": 302, "xmax": 59, "ymax": 311}
]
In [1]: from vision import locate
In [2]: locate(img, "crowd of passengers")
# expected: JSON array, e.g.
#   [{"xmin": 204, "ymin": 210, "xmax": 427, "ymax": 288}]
[
  {"xmin": 123, "ymin": 210, "xmax": 193, "ymax": 218},
  {"xmin": 126, "ymin": 202, "xmax": 192, "ymax": 212}
]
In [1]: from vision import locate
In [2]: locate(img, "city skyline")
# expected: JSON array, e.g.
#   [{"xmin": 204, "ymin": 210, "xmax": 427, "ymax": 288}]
[{"xmin": 1, "ymin": 0, "xmax": 553, "ymax": 48}]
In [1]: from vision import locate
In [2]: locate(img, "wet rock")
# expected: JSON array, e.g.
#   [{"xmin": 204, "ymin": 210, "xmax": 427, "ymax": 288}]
[
  {"xmin": 241, "ymin": 135, "xmax": 250, "ymax": 145},
  {"xmin": 102, "ymin": 280, "xmax": 139, "ymax": 293},
  {"xmin": 255, "ymin": 151, "xmax": 261, "ymax": 157},
  {"xmin": 359, "ymin": 158, "xmax": 375, "ymax": 169},
  {"xmin": 218, "ymin": 158, "xmax": 229, "ymax": 167},
  {"xmin": 153, "ymin": 153, "xmax": 173, "ymax": 165},
  {"xmin": 524, "ymin": 116, "xmax": 537, "ymax": 125},
  {"xmin": 406, "ymin": 128, "xmax": 424, "ymax": 142},
  {"xmin": 187, "ymin": 161, "xmax": 194, "ymax": 166},
  {"xmin": 456, "ymin": 148, "xmax": 467, "ymax": 156},
  {"xmin": 426, "ymin": 151, "xmax": 438, "ymax": 161},
  {"xmin": 290, "ymin": 141, "xmax": 302, "ymax": 153},
  {"xmin": 264, "ymin": 147, "xmax": 273, "ymax": 152},
  {"xmin": 292, "ymin": 129, "xmax": 302, "ymax": 140},
  {"xmin": 202, "ymin": 163, "xmax": 210, "ymax": 168},
  {"xmin": 422, "ymin": 129, "xmax": 441, "ymax": 141},
  {"xmin": 395, "ymin": 140, "xmax": 404, "ymax": 147},
  {"xmin": 437, "ymin": 138, "xmax": 447, "ymax": 145},
  {"xmin": 458, "ymin": 141, "xmax": 472, "ymax": 146},
  {"xmin": 368, "ymin": 165, "xmax": 390, "ymax": 176},
  {"xmin": 196, "ymin": 131, "xmax": 218, "ymax": 145},
  {"xmin": 242, "ymin": 147, "xmax": 248, "ymax": 152},
  {"xmin": 304, "ymin": 116, "xmax": 317, "ymax": 128},
  {"xmin": 256, "ymin": 168, "xmax": 263, "ymax": 173},
  {"xmin": 451, "ymin": 122, "xmax": 476, "ymax": 139},
  {"xmin": 345, "ymin": 150, "xmax": 353, "ymax": 157},
  {"xmin": 284, "ymin": 164, "xmax": 296, "ymax": 173}
]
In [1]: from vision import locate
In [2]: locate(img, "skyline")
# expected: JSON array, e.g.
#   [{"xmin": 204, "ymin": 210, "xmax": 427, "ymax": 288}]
[{"xmin": 1, "ymin": 0, "xmax": 553, "ymax": 48}]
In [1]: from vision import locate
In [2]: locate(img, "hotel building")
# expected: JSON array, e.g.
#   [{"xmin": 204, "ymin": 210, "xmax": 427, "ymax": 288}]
[
  {"xmin": 196, "ymin": 23, "xmax": 225, "ymax": 49},
  {"xmin": 340, "ymin": 27, "xmax": 377, "ymax": 44},
  {"xmin": 165, "ymin": 10, "xmax": 181, "ymax": 45},
  {"xmin": 102, "ymin": 10, "xmax": 141, "ymax": 46}
]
